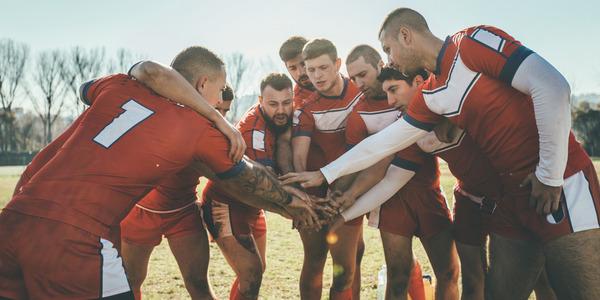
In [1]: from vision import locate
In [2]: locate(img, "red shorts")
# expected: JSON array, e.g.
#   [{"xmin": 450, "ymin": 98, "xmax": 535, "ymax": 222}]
[
  {"xmin": 0, "ymin": 210, "xmax": 130, "ymax": 299},
  {"xmin": 120, "ymin": 203, "xmax": 205, "ymax": 246},
  {"xmin": 202, "ymin": 196, "xmax": 267, "ymax": 240},
  {"xmin": 490, "ymin": 163, "xmax": 600, "ymax": 243},
  {"xmin": 453, "ymin": 189, "xmax": 489, "ymax": 246},
  {"xmin": 368, "ymin": 186, "xmax": 452, "ymax": 238}
]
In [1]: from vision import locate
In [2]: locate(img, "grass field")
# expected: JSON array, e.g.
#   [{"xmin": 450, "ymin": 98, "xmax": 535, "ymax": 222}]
[{"xmin": 1, "ymin": 159, "xmax": 599, "ymax": 299}]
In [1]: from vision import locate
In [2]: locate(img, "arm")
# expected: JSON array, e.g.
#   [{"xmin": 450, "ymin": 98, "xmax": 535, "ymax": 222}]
[
  {"xmin": 129, "ymin": 60, "xmax": 245, "ymax": 161},
  {"xmin": 292, "ymin": 136, "xmax": 311, "ymax": 172},
  {"xmin": 320, "ymin": 117, "xmax": 428, "ymax": 183},
  {"xmin": 276, "ymin": 128, "xmax": 295, "ymax": 174},
  {"xmin": 341, "ymin": 164, "xmax": 415, "ymax": 221}
]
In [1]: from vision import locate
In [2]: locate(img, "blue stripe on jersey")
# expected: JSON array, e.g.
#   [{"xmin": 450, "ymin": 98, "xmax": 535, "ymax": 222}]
[
  {"xmin": 346, "ymin": 144, "xmax": 355, "ymax": 151},
  {"xmin": 403, "ymin": 114, "xmax": 435, "ymax": 132},
  {"xmin": 127, "ymin": 60, "xmax": 145, "ymax": 77},
  {"xmin": 292, "ymin": 130, "xmax": 313, "ymax": 138},
  {"xmin": 216, "ymin": 160, "xmax": 247, "ymax": 180},
  {"xmin": 391, "ymin": 157, "xmax": 420, "ymax": 172},
  {"xmin": 79, "ymin": 79, "xmax": 96, "ymax": 106},
  {"xmin": 499, "ymin": 45, "xmax": 534, "ymax": 85}
]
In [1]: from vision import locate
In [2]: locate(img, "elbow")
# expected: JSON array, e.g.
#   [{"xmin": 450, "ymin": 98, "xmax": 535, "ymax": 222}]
[{"xmin": 136, "ymin": 61, "xmax": 164, "ymax": 84}]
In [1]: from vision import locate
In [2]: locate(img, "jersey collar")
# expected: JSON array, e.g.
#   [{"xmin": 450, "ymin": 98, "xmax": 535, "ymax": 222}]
[
  {"xmin": 319, "ymin": 76, "xmax": 348, "ymax": 100},
  {"xmin": 435, "ymin": 36, "xmax": 452, "ymax": 76}
]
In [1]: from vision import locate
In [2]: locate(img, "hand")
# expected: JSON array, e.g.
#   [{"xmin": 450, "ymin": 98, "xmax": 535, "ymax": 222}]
[
  {"xmin": 281, "ymin": 185, "xmax": 311, "ymax": 203},
  {"xmin": 279, "ymin": 171, "xmax": 326, "ymax": 188},
  {"xmin": 214, "ymin": 117, "xmax": 246, "ymax": 162},
  {"xmin": 329, "ymin": 190, "xmax": 358, "ymax": 212},
  {"xmin": 285, "ymin": 196, "xmax": 320, "ymax": 230},
  {"xmin": 521, "ymin": 173, "xmax": 562, "ymax": 214},
  {"xmin": 310, "ymin": 195, "xmax": 337, "ymax": 219}
]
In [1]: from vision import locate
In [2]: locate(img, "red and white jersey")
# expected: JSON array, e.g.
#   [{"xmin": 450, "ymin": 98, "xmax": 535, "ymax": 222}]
[
  {"xmin": 293, "ymin": 84, "xmax": 315, "ymax": 108},
  {"xmin": 135, "ymin": 166, "xmax": 202, "ymax": 212},
  {"xmin": 5, "ymin": 74, "xmax": 243, "ymax": 238},
  {"xmin": 293, "ymin": 77, "xmax": 363, "ymax": 166},
  {"xmin": 203, "ymin": 103, "xmax": 277, "ymax": 207},
  {"xmin": 405, "ymin": 26, "xmax": 590, "ymax": 188},
  {"xmin": 346, "ymin": 96, "xmax": 439, "ymax": 189}
]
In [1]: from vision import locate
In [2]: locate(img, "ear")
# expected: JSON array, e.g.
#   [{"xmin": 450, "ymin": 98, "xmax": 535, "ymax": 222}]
[
  {"xmin": 377, "ymin": 59, "xmax": 385, "ymax": 71},
  {"xmin": 399, "ymin": 27, "xmax": 412, "ymax": 45},
  {"xmin": 414, "ymin": 75, "xmax": 424, "ymax": 86},
  {"xmin": 195, "ymin": 75, "xmax": 208, "ymax": 92},
  {"xmin": 335, "ymin": 58, "xmax": 342, "ymax": 71},
  {"xmin": 258, "ymin": 95, "xmax": 263, "ymax": 104}
]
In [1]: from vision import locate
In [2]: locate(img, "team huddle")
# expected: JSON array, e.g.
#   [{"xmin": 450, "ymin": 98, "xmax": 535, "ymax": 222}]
[{"xmin": 1, "ymin": 7, "xmax": 600, "ymax": 300}]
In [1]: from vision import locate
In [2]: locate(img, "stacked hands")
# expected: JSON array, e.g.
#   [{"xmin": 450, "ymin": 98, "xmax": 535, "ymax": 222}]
[{"xmin": 279, "ymin": 171, "xmax": 352, "ymax": 232}]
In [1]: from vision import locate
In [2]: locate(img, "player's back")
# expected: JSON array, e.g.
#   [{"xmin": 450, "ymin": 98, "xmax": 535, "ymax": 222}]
[{"xmin": 7, "ymin": 74, "xmax": 221, "ymax": 238}]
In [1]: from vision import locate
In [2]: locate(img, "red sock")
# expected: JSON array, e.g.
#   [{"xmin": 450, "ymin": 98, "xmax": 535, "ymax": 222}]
[
  {"xmin": 132, "ymin": 288, "xmax": 142, "ymax": 300},
  {"xmin": 330, "ymin": 287, "xmax": 353, "ymax": 300},
  {"xmin": 229, "ymin": 277, "xmax": 253, "ymax": 300},
  {"xmin": 408, "ymin": 260, "xmax": 426, "ymax": 300}
]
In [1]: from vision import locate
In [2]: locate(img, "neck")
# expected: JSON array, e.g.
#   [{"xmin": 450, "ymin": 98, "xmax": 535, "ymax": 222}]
[
  {"xmin": 420, "ymin": 33, "xmax": 445, "ymax": 73},
  {"xmin": 321, "ymin": 74, "xmax": 344, "ymax": 97}
]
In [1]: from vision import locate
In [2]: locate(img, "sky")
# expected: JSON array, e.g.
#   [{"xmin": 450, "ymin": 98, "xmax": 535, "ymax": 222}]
[{"xmin": 1, "ymin": 0, "xmax": 599, "ymax": 96}]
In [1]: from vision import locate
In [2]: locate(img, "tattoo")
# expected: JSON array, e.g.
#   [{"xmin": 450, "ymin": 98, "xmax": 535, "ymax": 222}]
[{"xmin": 229, "ymin": 163, "xmax": 291, "ymax": 206}]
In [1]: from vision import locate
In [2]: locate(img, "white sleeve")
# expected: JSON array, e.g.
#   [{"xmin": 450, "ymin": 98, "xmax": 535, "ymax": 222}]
[
  {"xmin": 320, "ymin": 118, "xmax": 428, "ymax": 183},
  {"xmin": 511, "ymin": 53, "xmax": 571, "ymax": 187},
  {"xmin": 341, "ymin": 165, "xmax": 415, "ymax": 221}
]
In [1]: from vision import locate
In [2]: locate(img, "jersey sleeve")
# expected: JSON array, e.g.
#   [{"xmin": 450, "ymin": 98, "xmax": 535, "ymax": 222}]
[
  {"xmin": 79, "ymin": 74, "xmax": 130, "ymax": 106},
  {"xmin": 392, "ymin": 144, "xmax": 426, "ymax": 172},
  {"xmin": 292, "ymin": 108, "xmax": 315, "ymax": 137},
  {"xmin": 194, "ymin": 124, "xmax": 246, "ymax": 179},
  {"xmin": 345, "ymin": 110, "xmax": 368, "ymax": 148},
  {"xmin": 405, "ymin": 92, "xmax": 442, "ymax": 131},
  {"xmin": 459, "ymin": 26, "xmax": 534, "ymax": 86}
]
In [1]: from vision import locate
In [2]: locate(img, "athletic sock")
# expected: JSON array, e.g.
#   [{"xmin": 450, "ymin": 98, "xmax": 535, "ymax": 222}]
[
  {"xmin": 132, "ymin": 288, "xmax": 142, "ymax": 300},
  {"xmin": 229, "ymin": 277, "xmax": 253, "ymax": 300},
  {"xmin": 329, "ymin": 287, "xmax": 353, "ymax": 300},
  {"xmin": 408, "ymin": 260, "xmax": 426, "ymax": 300}
]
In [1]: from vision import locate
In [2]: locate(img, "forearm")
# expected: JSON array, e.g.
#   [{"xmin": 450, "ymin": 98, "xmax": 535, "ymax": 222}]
[
  {"xmin": 276, "ymin": 129, "xmax": 295, "ymax": 174},
  {"xmin": 130, "ymin": 61, "xmax": 224, "ymax": 123},
  {"xmin": 341, "ymin": 165, "xmax": 415, "ymax": 221},
  {"xmin": 224, "ymin": 159, "xmax": 292, "ymax": 207},
  {"xmin": 320, "ymin": 118, "xmax": 428, "ymax": 183},
  {"xmin": 343, "ymin": 155, "xmax": 394, "ymax": 199},
  {"xmin": 511, "ymin": 53, "xmax": 571, "ymax": 186}
]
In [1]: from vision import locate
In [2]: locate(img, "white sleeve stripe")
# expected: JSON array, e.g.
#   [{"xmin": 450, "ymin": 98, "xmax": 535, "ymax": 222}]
[{"xmin": 471, "ymin": 28, "xmax": 505, "ymax": 53}]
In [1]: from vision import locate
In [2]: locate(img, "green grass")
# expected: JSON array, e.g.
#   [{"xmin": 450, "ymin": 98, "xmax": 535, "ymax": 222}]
[{"xmin": 1, "ymin": 160, "xmax": 599, "ymax": 299}]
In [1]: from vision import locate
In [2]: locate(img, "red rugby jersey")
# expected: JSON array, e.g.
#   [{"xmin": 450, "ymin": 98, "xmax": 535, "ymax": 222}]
[{"xmin": 6, "ymin": 74, "xmax": 243, "ymax": 238}]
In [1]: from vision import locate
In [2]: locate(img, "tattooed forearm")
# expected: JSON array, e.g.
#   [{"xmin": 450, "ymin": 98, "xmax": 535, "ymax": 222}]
[{"xmin": 226, "ymin": 161, "xmax": 292, "ymax": 206}]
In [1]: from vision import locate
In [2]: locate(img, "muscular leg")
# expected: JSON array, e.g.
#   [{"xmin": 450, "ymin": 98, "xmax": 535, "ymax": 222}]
[
  {"xmin": 533, "ymin": 266, "xmax": 556, "ymax": 300},
  {"xmin": 216, "ymin": 234, "xmax": 264, "ymax": 300},
  {"xmin": 298, "ymin": 228, "xmax": 328, "ymax": 300},
  {"xmin": 380, "ymin": 231, "xmax": 414, "ymax": 300},
  {"xmin": 167, "ymin": 230, "xmax": 216, "ymax": 300},
  {"xmin": 329, "ymin": 224, "xmax": 362, "ymax": 298},
  {"xmin": 420, "ymin": 227, "xmax": 460, "ymax": 300},
  {"xmin": 486, "ymin": 233, "xmax": 544, "ymax": 300},
  {"xmin": 455, "ymin": 241, "xmax": 486, "ymax": 300},
  {"xmin": 544, "ymin": 229, "xmax": 600, "ymax": 300},
  {"xmin": 120, "ymin": 241, "xmax": 155, "ymax": 300},
  {"xmin": 353, "ymin": 228, "xmax": 365, "ymax": 300}
]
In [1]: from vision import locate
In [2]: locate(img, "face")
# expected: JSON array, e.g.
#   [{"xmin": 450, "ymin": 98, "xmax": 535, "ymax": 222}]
[
  {"xmin": 216, "ymin": 100, "xmax": 232, "ymax": 117},
  {"xmin": 382, "ymin": 78, "xmax": 420, "ymax": 112},
  {"xmin": 260, "ymin": 85, "xmax": 294, "ymax": 129},
  {"xmin": 379, "ymin": 29, "xmax": 421, "ymax": 74},
  {"xmin": 305, "ymin": 54, "xmax": 341, "ymax": 95},
  {"xmin": 285, "ymin": 55, "xmax": 313, "ymax": 89},
  {"xmin": 197, "ymin": 67, "xmax": 226, "ymax": 106},
  {"xmin": 346, "ymin": 56, "xmax": 385, "ymax": 99}
]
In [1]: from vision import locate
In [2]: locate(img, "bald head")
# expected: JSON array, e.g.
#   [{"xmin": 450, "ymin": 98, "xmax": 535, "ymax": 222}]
[{"xmin": 379, "ymin": 8, "xmax": 430, "ymax": 40}]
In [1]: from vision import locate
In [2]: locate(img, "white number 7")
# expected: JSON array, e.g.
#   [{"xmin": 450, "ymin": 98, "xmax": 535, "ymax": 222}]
[{"xmin": 93, "ymin": 99, "xmax": 154, "ymax": 148}]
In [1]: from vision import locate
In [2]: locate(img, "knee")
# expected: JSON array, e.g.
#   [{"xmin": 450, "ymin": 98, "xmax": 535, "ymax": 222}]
[
  {"xmin": 332, "ymin": 263, "xmax": 355, "ymax": 288},
  {"xmin": 239, "ymin": 273, "xmax": 263, "ymax": 298},
  {"xmin": 182, "ymin": 272, "xmax": 210, "ymax": 292},
  {"xmin": 387, "ymin": 263, "xmax": 412, "ymax": 290},
  {"xmin": 126, "ymin": 271, "xmax": 147, "ymax": 289},
  {"xmin": 436, "ymin": 264, "xmax": 459, "ymax": 285}
]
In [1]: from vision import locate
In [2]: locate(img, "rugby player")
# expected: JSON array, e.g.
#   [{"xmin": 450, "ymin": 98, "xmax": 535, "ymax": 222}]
[
  {"xmin": 283, "ymin": 8, "xmax": 600, "ymax": 299},
  {"xmin": 0, "ymin": 46, "xmax": 317, "ymax": 299}
]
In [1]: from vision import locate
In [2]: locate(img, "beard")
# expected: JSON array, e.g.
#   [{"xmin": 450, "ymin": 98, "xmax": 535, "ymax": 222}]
[
  {"xmin": 296, "ymin": 74, "xmax": 314, "ymax": 91},
  {"xmin": 264, "ymin": 113, "xmax": 292, "ymax": 135}
]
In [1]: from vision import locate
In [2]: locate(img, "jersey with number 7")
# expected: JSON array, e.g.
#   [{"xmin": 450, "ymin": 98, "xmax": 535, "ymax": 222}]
[{"xmin": 6, "ymin": 74, "xmax": 243, "ymax": 239}]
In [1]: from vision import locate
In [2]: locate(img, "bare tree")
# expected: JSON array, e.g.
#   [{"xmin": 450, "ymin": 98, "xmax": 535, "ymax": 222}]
[
  {"xmin": 108, "ymin": 48, "xmax": 143, "ymax": 74},
  {"xmin": 30, "ymin": 50, "xmax": 68, "ymax": 145},
  {"xmin": 224, "ymin": 52, "xmax": 254, "ymax": 122},
  {"xmin": 60, "ymin": 46, "xmax": 107, "ymax": 114},
  {"xmin": 0, "ymin": 39, "xmax": 29, "ymax": 152}
]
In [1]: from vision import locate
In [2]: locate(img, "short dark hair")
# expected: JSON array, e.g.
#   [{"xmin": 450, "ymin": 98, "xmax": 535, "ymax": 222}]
[
  {"xmin": 260, "ymin": 73, "xmax": 293, "ymax": 94},
  {"xmin": 346, "ymin": 44, "xmax": 382, "ymax": 69},
  {"xmin": 379, "ymin": 8, "xmax": 430, "ymax": 40},
  {"xmin": 302, "ymin": 38, "xmax": 337, "ymax": 62},
  {"xmin": 279, "ymin": 36, "xmax": 308, "ymax": 62},
  {"xmin": 170, "ymin": 46, "xmax": 224, "ymax": 84},
  {"xmin": 222, "ymin": 84, "xmax": 234, "ymax": 101},
  {"xmin": 377, "ymin": 67, "xmax": 429, "ymax": 86}
]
